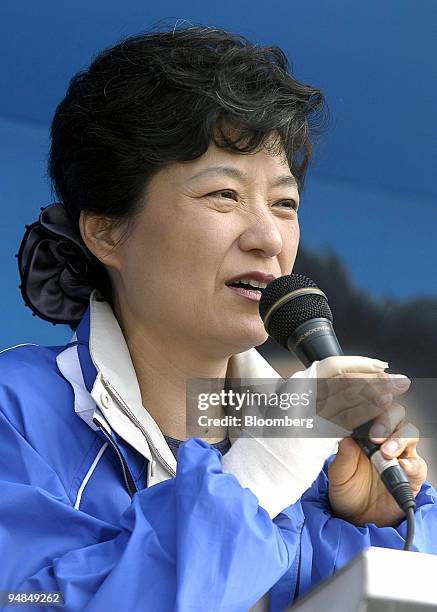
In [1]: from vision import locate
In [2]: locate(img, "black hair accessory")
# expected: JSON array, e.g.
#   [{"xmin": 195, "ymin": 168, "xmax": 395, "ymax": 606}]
[{"xmin": 17, "ymin": 203, "xmax": 101, "ymax": 328}]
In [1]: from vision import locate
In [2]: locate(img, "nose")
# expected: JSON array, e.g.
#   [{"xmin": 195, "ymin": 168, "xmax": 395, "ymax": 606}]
[{"xmin": 237, "ymin": 206, "xmax": 283, "ymax": 258}]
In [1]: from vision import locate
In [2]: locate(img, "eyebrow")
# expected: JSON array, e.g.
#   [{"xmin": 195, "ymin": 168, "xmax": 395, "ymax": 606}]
[{"xmin": 187, "ymin": 166, "xmax": 299, "ymax": 189}]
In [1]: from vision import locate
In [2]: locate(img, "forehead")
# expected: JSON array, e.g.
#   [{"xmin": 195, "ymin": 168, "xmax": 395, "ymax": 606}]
[{"xmin": 170, "ymin": 138, "xmax": 292, "ymax": 184}]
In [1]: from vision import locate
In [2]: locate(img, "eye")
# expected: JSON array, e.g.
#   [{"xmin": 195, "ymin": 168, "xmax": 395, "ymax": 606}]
[
  {"xmin": 206, "ymin": 190, "xmax": 299, "ymax": 212},
  {"xmin": 274, "ymin": 200, "xmax": 299, "ymax": 211},
  {"xmin": 207, "ymin": 190, "xmax": 237, "ymax": 200}
]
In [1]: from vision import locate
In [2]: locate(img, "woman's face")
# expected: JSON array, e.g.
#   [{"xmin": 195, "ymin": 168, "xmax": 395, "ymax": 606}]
[{"xmin": 110, "ymin": 137, "xmax": 300, "ymax": 357}]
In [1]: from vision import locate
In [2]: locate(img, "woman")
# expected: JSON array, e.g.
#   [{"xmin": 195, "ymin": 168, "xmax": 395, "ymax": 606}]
[{"xmin": 2, "ymin": 24, "xmax": 436, "ymax": 611}]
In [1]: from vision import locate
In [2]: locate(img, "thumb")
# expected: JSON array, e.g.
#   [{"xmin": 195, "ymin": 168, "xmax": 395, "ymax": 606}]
[{"xmin": 329, "ymin": 437, "xmax": 362, "ymax": 484}]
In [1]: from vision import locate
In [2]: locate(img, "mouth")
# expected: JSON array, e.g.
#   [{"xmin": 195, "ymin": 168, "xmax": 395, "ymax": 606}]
[
  {"xmin": 224, "ymin": 272, "xmax": 276, "ymax": 294},
  {"xmin": 224, "ymin": 272, "xmax": 276, "ymax": 303},
  {"xmin": 226, "ymin": 284, "xmax": 263, "ymax": 303},
  {"xmin": 225, "ymin": 280, "xmax": 266, "ymax": 294}
]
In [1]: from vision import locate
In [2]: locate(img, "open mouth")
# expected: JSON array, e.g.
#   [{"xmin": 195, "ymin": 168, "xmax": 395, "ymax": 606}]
[{"xmin": 226, "ymin": 281, "xmax": 265, "ymax": 294}]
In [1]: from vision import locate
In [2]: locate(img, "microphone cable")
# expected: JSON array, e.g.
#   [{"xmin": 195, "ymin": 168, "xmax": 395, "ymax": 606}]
[{"xmin": 259, "ymin": 273, "xmax": 416, "ymax": 551}]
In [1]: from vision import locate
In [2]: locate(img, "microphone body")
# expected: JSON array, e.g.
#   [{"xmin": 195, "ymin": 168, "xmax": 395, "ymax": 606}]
[
  {"xmin": 259, "ymin": 274, "xmax": 416, "ymax": 516},
  {"xmin": 287, "ymin": 317, "xmax": 343, "ymax": 364}
]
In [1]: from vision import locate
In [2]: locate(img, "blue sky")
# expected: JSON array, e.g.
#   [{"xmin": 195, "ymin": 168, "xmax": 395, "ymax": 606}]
[{"xmin": 1, "ymin": 0, "xmax": 436, "ymax": 349}]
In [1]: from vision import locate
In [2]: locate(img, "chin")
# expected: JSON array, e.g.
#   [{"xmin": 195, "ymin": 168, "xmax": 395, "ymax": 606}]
[{"xmin": 229, "ymin": 328, "xmax": 269, "ymax": 353}]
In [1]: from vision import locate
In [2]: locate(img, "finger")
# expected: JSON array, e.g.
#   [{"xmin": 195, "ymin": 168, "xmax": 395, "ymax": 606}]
[
  {"xmin": 333, "ymin": 372, "xmax": 410, "ymax": 401},
  {"xmin": 337, "ymin": 375, "xmax": 389, "ymax": 409},
  {"xmin": 316, "ymin": 374, "xmax": 385, "ymax": 419},
  {"xmin": 361, "ymin": 374, "xmax": 411, "ymax": 402},
  {"xmin": 317, "ymin": 372, "xmax": 409, "ymax": 411},
  {"xmin": 317, "ymin": 372, "xmax": 410, "ymax": 424},
  {"xmin": 398, "ymin": 456, "xmax": 428, "ymax": 488},
  {"xmin": 337, "ymin": 436, "xmax": 362, "ymax": 459},
  {"xmin": 327, "ymin": 437, "xmax": 362, "ymax": 485},
  {"xmin": 316, "ymin": 375, "xmax": 366, "ymax": 407},
  {"xmin": 330, "ymin": 399, "xmax": 385, "ymax": 432},
  {"xmin": 368, "ymin": 402, "xmax": 406, "ymax": 442},
  {"xmin": 379, "ymin": 422, "xmax": 420, "ymax": 459},
  {"xmin": 316, "ymin": 374, "xmax": 392, "ymax": 428},
  {"xmin": 316, "ymin": 356, "xmax": 388, "ymax": 378},
  {"xmin": 316, "ymin": 387, "xmax": 375, "ymax": 427}
]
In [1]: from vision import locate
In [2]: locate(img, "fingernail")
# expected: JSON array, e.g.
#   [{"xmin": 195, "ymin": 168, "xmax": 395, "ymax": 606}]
[
  {"xmin": 373, "ymin": 360, "xmax": 389, "ymax": 369},
  {"xmin": 369, "ymin": 423, "xmax": 387, "ymax": 438},
  {"xmin": 382, "ymin": 439, "xmax": 399, "ymax": 455}
]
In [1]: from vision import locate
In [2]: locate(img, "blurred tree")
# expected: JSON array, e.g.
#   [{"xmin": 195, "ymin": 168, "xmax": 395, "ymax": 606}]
[
  {"xmin": 257, "ymin": 246, "xmax": 437, "ymax": 484},
  {"xmin": 260, "ymin": 246, "xmax": 437, "ymax": 378}
]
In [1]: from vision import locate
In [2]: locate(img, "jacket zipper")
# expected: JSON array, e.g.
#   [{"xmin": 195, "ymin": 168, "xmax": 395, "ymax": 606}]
[
  {"xmin": 93, "ymin": 416, "xmax": 138, "ymax": 498},
  {"xmin": 292, "ymin": 519, "xmax": 304, "ymax": 603},
  {"xmin": 102, "ymin": 378, "xmax": 176, "ymax": 477}
]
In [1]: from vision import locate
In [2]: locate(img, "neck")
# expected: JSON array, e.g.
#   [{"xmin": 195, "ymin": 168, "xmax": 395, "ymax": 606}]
[{"xmin": 119, "ymin": 316, "xmax": 230, "ymax": 443}]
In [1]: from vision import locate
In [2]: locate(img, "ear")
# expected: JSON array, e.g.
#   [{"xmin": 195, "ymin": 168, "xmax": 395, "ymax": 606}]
[{"xmin": 79, "ymin": 210, "xmax": 127, "ymax": 272}]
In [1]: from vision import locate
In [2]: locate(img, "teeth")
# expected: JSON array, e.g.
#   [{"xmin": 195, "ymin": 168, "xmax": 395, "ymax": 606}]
[
  {"xmin": 252, "ymin": 281, "xmax": 267, "ymax": 289},
  {"xmin": 235, "ymin": 278, "xmax": 268, "ymax": 290}
]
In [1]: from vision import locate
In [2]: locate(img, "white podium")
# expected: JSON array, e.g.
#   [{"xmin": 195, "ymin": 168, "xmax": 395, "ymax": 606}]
[{"xmin": 287, "ymin": 546, "xmax": 437, "ymax": 611}]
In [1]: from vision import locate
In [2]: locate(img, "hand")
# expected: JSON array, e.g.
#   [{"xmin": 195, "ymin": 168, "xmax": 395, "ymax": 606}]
[
  {"xmin": 315, "ymin": 368, "xmax": 410, "ymax": 433},
  {"xmin": 328, "ymin": 402, "xmax": 428, "ymax": 527},
  {"xmin": 312, "ymin": 356, "xmax": 427, "ymax": 527}
]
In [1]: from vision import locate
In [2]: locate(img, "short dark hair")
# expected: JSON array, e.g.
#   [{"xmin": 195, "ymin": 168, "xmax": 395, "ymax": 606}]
[{"xmin": 48, "ymin": 22, "xmax": 329, "ymax": 303}]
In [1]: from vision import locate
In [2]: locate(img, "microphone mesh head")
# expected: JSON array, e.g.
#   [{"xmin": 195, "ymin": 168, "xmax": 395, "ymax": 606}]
[{"xmin": 259, "ymin": 273, "xmax": 333, "ymax": 349}]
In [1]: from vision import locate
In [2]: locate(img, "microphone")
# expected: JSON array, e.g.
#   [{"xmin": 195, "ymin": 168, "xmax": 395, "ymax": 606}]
[{"xmin": 259, "ymin": 273, "xmax": 416, "ymax": 548}]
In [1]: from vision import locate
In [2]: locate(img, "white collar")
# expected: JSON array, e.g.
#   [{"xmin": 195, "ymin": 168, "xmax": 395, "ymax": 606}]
[{"xmin": 59, "ymin": 289, "xmax": 284, "ymax": 479}]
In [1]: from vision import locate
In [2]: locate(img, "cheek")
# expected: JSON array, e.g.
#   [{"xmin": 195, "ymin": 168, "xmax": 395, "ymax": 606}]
[
  {"xmin": 275, "ymin": 224, "xmax": 299, "ymax": 276},
  {"xmin": 282, "ymin": 220, "xmax": 300, "ymax": 261},
  {"xmin": 124, "ymin": 223, "xmax": 217, "ymax": 297},
  {"xmin": 123, "ymin": 242, "xmax": 154, "ymax": 291}
]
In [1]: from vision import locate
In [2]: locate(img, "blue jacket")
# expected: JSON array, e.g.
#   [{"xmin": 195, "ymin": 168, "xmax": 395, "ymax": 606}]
[{"xmin": 1, "ymin": 290, "xmax": 437, "ymax": 611}]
